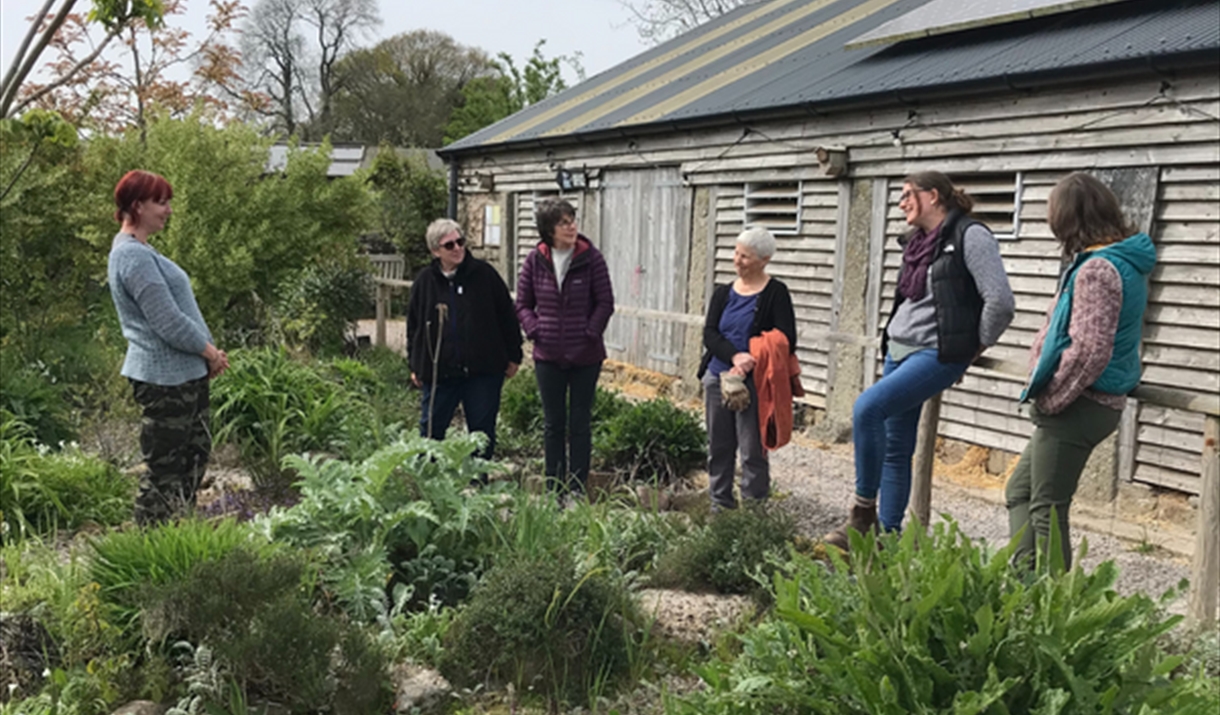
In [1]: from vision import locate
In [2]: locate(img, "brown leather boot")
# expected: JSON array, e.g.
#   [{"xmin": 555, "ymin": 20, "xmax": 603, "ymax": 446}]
[{"xmin": 824, "ymin": 503, "xmax": 878, "ymax": 551}]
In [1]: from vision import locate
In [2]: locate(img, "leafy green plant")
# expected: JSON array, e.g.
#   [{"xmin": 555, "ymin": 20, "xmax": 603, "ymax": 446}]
[
  {"xmin": 210, "ymin": 348, "xmax": 380, "ymax": 485},
  {"xmin": 389, "ymin": 599, "xmax": 457, "ymax": 668},
  {"xmin": 652, "ymin": 503, "xmax": 794, "ymax": 596},
  {"xmin": 1, "ymin": 413, "xmax": 136, "ymax": 542},
  {"xmin": 440, "ymin": 549, "xmax": 637, "ymax": 708},
  {"xmin": 258, "ymin": 433, "xmax": 508, "ymax": 621},
  {"xmin": 88, "ymin": 518, "xmax": 264, "ymax": 637},
  {"xmin": 596, "ymin": 398, "xmax": 705, "ymax": 484},
  {"xmin": 672, "ymin": 519, "xmax": 1219, "ymax": 715}
]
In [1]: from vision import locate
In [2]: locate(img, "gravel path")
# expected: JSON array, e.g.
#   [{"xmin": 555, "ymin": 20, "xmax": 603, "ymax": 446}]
[{"xmin": 765, "ymin": 436, "xmax": 1193, "ymax": 613}]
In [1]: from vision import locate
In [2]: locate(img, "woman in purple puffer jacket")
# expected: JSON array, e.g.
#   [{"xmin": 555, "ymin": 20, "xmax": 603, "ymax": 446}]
[{"xmin": 516, "ymin": 199, "xmax": 615, "ymax": 496}]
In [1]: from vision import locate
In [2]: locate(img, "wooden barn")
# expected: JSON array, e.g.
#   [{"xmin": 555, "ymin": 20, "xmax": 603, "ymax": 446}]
[{"xmin": 435, "ymin": 0, "xmax": 1220, "ymax": 497}]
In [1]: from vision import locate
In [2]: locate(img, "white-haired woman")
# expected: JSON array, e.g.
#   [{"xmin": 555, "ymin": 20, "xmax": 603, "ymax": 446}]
[
  {"xmin": 406, "ymin": 218, "xmax": 523, "ymax": 462},
  {"xmin": 697, "ymin": 227, "xmax": 796, "ymax": 511}
]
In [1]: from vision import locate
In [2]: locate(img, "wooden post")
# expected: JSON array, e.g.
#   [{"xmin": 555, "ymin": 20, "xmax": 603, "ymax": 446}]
[
  {"xmin": 1190, "ymin": 414, "xmax": 1219, "ymax": 625},
  {"xmin": 910, "ymin": 392, "xmax": 943, "ymax": 532},
  {"xmin": 374, "ymin": 283, "xmax": 388, "ymax": 348}
]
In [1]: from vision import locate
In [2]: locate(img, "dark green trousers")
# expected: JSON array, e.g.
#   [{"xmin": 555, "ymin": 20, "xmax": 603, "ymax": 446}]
[
  {"xmin": 1006, "ymin": 397, "xmax": 1121, "ymax": 570},
  {"xmin": 130, "ymin": 376, "xmax": 211, "ymax": 525}
]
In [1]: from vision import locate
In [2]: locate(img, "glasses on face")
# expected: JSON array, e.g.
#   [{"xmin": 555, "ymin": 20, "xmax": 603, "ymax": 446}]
[
  {"xmin": 555, "ymin": 217, "xmax": 577, "ymax": 228},
  {"xmin": 899, "ymin": 188, "xmax": 929, "ymax": 203},
  {"xmin": 439, "ymin": 236, "xmax": 466, "ymax": 251}
]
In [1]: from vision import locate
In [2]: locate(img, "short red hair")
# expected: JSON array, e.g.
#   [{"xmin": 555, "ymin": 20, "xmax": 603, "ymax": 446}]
[{"xmin": 114, "ymin": 170, "xmax": 173, "ymax": 223}]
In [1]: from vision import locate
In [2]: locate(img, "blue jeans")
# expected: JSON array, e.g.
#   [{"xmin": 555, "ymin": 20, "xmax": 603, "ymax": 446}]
[
  {"xmin": 419, "ymin": 372, "xmax": 505, "ymax": 460},
  {"xmin": 853, "ymin": 350, "xmax": 969, "ymax": 531}
]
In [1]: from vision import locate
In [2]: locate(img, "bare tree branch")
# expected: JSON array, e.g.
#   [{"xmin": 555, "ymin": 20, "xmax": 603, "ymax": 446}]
[
  {"xmin": 9, "ymin": 25, "xmax": 120, "ymax": 117},
  {"xmin": 0, "ymin": 0, "xmax": 58, "ymax": 99},
  {"xmin": 618, "ymin": 0, "xmax": 758, "ymax": 44},
  {"xmin": 1, "ymin": 0, "xmax": 79, "ymax": 116}
]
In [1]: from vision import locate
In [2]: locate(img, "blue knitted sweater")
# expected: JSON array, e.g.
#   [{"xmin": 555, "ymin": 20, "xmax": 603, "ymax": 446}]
[{"xmin": 108, "ymin": 233, "xmax": 212, "ymax": 386}]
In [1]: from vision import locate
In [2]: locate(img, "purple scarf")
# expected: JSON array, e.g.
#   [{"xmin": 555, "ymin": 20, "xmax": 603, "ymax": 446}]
[{"xmin": 898, "ymin": 224, "xmax": 942, "ymax": 301}]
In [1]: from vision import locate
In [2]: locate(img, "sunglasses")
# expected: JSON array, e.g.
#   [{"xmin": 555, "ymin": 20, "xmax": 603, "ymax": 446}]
[{"xmin": 439, "ymin": 236, "xmax": 466, "ymax": 251}]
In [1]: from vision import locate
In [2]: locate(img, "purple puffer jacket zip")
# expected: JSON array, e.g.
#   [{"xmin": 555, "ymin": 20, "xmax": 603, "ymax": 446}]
[{"xmin": 515, "ymin": 235, "xmax": 615, "ymax": 367}]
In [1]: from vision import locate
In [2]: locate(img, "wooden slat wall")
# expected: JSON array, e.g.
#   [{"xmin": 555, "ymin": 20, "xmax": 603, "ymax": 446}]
[
  {"xmin": 1136, "ymin": 165, "xmax": 1220, "ymax": 494},
  {"xmin": 713, "ymin": 180, "xmax": 837, "ymax": 403}
]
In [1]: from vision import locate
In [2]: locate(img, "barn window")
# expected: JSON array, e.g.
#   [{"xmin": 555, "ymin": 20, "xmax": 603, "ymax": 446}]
[
  {"xmin": 744, "ymin": 181, "xmax": 802, "ymax": 235},
  {"xmin": 950, "ymin": 172, "xmax": 1022, "ymax": 239}
]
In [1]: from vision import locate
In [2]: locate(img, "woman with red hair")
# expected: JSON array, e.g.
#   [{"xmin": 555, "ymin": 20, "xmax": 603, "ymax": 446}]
[{"xmin": 108, "ymin": 170, "xmax": 228, "ymax": 525}]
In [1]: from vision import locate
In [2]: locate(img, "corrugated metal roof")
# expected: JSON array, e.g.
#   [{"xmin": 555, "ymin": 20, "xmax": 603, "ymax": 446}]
[{"xmin": 441, "ymin": 0, "xmax": 1217, "ymax": 155}]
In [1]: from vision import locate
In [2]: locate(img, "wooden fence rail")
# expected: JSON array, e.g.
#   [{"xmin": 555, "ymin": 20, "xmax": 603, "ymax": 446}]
[{"xmin": 369, "ymin": 273, "xmax": 1219, "ymax": 624}]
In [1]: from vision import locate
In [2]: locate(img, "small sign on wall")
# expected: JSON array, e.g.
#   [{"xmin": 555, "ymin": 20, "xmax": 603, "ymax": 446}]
[{"xmin": 483, "ymin": 205, "xmax": 502, "ymax": 247}]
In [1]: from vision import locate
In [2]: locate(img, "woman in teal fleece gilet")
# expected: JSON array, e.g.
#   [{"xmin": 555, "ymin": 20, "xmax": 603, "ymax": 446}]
[{"xmin": 1007, "ymin": 172, "xmax": 1157, "ymax": 570}]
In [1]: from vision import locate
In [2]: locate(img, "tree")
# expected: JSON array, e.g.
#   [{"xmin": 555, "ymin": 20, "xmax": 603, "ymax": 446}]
[
  {"xmin": 0, "ymin": 0, "xmax": 169, "ymax": 118},
  {"xmin": 366, "ymin": 145, "xmax": 448, "ymax": 276},
  {"xmin": 443, "ymin": 41, "xmax": 579, "ymax": 145},
  {"xmin": 328, "ymin": 30, "xmax": 494, "ymax": 147},
  {"xmin": 0, "ymin": 110, "xmax": 94, "ymax": 350},
  {"xmin": 240, "ymin": 0, "xmax": 378, "ymax": 138},
  {"xmin": 620, "ymin": 0, "xmax": 758, "ymax": 43},
  {"xmin": 13, "ymin": 0, "xmax": 245, "ymax": 135}
]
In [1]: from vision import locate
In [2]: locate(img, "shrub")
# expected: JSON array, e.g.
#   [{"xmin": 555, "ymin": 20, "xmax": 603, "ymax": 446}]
[
  {"xmin": 142, "ymin": 548, "xmax": 391, "ymax": 714},
  {"xmin": 672, "ymin": 520, "xmax": 1220, "ymax": 715},
  {"xmin": 652, "ymin": 503, "xmax": 794, "ymax": 596},
  {"xmin": 1, "ymin": 413, "xmax": 136, "ymax": 541},
  {"xmin": 210, "ymin": 347, "xmax": 380, "ymax": 485},
  {"xmin": 596, "ymin": 398, "xmax": 706, "ymax": 484},
  {"xmin": 277, "ymin": 259, "xmax": 373, "ymax": 356},
  {"xmin": 88, "ymin": 518, "xmax": 264, "ymax": 636},
  {"xmin": 440, "ymin": 549, "xmax": 637, "ymax": 707}
]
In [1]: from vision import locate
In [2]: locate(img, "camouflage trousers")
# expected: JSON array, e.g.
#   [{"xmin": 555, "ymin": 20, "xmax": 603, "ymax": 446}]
[{"xmin": 130, "ymin": 376, "xmax": 211, "ymax": 526}]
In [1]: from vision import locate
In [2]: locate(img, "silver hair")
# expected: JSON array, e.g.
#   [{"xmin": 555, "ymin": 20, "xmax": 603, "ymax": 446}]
[
  {"xmin": 425, "ymin": 218, "xmax": 462, "ymax": 251},
  {"xmin": 736, "ymin": 226, "xmax": 777, "ymax": 259}
]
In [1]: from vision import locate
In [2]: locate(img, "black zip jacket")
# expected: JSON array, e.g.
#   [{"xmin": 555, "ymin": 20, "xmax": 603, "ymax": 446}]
[
  {"xmin": 698, "ymin": 278, "xmax": 797, "ymax": 379},
  {"xmin": 406, "ymin": 254, "xmax": 523, "ymax": 380}
]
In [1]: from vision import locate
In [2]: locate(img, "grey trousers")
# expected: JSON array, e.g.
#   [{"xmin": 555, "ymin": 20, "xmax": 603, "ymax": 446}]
[{"xmin": 704, "ymin": 372, "xmax": 769, "ymax": 509}]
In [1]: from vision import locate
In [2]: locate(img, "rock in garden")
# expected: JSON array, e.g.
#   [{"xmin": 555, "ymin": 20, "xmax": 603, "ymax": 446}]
[
  {"xmin": 110, "ymin": 703, "xmax": 168, "ymax": 715},
  {"xmin": 636, "ymin": 588, "xmax": 754, "ymax": 647},
  {"xmin": 392, "ymin": 663, "xmax": 452, "ymax": 714}
]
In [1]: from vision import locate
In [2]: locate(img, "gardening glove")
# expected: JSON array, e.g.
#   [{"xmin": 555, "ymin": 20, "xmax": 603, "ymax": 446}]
[{"xmin": 720, "ymin": 372, "xmax": 750, "ymax": 412}]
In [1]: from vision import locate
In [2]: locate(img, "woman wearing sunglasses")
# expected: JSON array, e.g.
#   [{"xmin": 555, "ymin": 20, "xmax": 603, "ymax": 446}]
[
  {"xmin": 406, "ymin": 218, "xmax": 523, "ymax": 461},
  {"xmin": 515, "ymin": 199, "xmax": 615, "ymax": 498},
  {"xmin": 825, "ymin": 171, "xmax": 1015, "ymax": 550}
]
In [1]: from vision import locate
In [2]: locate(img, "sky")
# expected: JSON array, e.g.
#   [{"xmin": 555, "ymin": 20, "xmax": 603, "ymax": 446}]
[{"xmin": 1, "ymin": 0, "xmax": 652, "ymax": 88}]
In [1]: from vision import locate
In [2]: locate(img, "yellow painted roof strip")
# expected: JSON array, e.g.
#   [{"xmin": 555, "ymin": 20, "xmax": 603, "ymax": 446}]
[
  {"xmin": 540, "ymin": 0, "xmax": 843, "ymax": 139},
  {"xmin": 485, "ymin": 0, "xmax": 808, "ymax": 145},
  {"xmin": 620, "ymin": 0, "xmax": 903, "ymax": 127}
]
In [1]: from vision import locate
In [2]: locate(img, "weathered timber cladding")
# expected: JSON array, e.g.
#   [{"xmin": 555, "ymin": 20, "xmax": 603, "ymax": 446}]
[
  {"xmin": 599, "ymin": 167, "xmax": 692, "ymax": 375},
  {"xmin": 1135, "ymin": 165, "xmax": 1220, "ymax": 494}
]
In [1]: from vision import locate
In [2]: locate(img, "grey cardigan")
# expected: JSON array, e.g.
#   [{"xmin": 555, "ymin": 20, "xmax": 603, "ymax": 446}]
[{"xmin": 108, "ymin": 233, "xmax": 212, "ymax": 386}]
